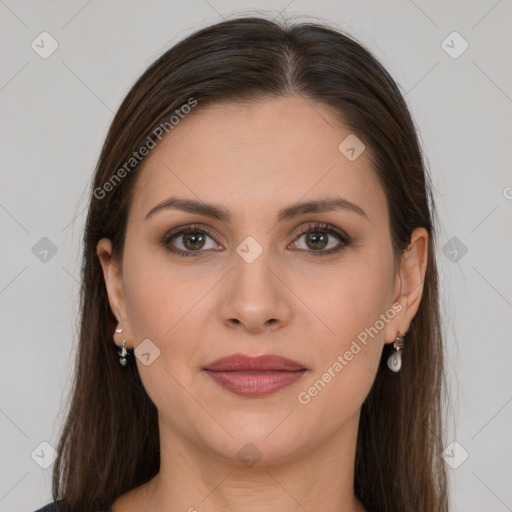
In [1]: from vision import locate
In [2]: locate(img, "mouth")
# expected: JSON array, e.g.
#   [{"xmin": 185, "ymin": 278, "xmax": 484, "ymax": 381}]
[
  {"xmin": 203, "ymin": 353, "xmax": 307, "ymax": 397},
  {"xmin": 203, "ymin": 369, "xmax": 307, "ymax": 397}
]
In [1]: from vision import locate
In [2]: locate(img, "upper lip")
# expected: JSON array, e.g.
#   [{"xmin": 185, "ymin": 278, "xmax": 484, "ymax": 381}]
[{"xmin": 204, "ymin": 354, "xmax": 307, "ymax": 372}]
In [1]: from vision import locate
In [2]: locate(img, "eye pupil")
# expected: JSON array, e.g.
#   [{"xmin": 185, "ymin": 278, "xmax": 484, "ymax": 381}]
[
  {"xmin": 183, "ymin": 232, "xmax": 205, "ymax": 250},
  {"xmin": 306, "ymin": 232, "xmax": 328, "ymax": 250}
]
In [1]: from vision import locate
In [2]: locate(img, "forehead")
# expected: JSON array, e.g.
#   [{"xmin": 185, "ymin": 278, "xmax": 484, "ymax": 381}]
[{"xmin": 128, "ymin": 96, "xmax": 387, "ymax": 224}]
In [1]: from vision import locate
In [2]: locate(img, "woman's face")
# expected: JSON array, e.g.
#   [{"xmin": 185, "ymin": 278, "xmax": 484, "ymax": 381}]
[{"xmin": 100, "ymin": 95, "xmax": 414, "ymax": 465}]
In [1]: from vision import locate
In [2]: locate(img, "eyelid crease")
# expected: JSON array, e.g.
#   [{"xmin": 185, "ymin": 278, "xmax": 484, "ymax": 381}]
[{"xmin": 295, "ymin": 221, "xmax": 349, "ymax": 239}]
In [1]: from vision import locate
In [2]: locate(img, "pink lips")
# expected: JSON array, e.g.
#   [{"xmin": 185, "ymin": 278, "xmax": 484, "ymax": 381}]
[{"xmin": 203, "ymin": 354, "xmax": 307, "ymax": 397}]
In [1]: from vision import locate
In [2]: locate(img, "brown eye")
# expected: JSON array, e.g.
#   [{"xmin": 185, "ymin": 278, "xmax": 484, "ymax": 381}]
[
  {"xmin": 182, "ymin": 231, "xmax": 207, "ymax": 251},
  {"xmin": 291, "ymin": 222, "xmax": 351, "ymax": 256},
  {"xmin": 162, "ymin": 224, "xmax": 220, "ymax": 257},
  {"xmin": 304, "ymin": 231, "xmax": 329, "ymax": 251}
]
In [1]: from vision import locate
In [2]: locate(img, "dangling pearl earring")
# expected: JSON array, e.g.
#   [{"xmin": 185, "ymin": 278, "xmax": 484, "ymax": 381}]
[
  {"xmin": 115, "ymin": 327, "xmax": 132, "ymax": 367},
  {"xmin": 387, "ymin": 330, "xmax": 405, "ymax": 372},
  {"xmin": 118, "ymin": 339, "xmax": 131, "ymax": 367}
]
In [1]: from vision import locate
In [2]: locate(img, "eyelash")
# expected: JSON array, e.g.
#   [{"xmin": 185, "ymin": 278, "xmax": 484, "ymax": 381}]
[{"xmin": 161, "ymin": 222, "xmax": 352, "ymax": 258}]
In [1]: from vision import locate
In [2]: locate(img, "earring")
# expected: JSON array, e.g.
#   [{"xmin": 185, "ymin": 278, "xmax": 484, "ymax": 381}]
[
  {"xmin": 117, "ymin": 339, "xmax": 133, "ymax": 367},
  {"xmin": 115, "ymin": 327, "xmax": 132, "ymax": 367},
  {"xmin": 387, "ymin": 330, "xmax": 405, "ymax": 372}
]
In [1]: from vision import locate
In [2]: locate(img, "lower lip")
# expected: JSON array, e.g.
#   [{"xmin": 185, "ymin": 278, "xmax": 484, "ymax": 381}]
[{"xmin": 204, "ymin": 370, "xmax": 306, "ymax": 397}]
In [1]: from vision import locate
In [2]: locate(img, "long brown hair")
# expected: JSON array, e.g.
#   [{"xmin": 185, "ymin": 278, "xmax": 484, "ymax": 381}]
[{"xmin": 52, "ymin": 15, "xmax": 448, "ymax": 511}]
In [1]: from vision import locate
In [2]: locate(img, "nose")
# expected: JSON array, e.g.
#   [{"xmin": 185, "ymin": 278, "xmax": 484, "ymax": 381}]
[{"xmin": 219, "ymin": 249, "xmax": 292, "ymax": 335}]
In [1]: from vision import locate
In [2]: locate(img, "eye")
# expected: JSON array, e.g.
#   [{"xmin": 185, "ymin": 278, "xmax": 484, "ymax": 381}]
[
  {"xmin": 289, "ymin": 222, "xmax": 351, "ymax": 256},
  {"xmin": 162, "ymin": 222, "xmax": 351, "ymax": 258},
  {"xmin": 162, "ymin": 224, "xmax": 221, "ymax": 257}
]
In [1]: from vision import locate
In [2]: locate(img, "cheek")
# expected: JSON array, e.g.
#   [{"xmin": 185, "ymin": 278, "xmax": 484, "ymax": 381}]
[
  {"xmin": 292, "ymin": 252, "xmax": 393, "ymax": 410},
  {"xmin": 297, "ymin": 249, "xmax": 394, "ymax": 345},
  {"xmin": 294, "ymin": 282, "xmax": 386, "ymax": 429},
  {"xmin": 122, "ymin": 236, "xmax": 203, "ymax": 337},
  {"xmin": 121, "ymin": 250, "xmax": 207, "ymax": 419},
  {"xmin": 121, "ymin": 242, "xmax": 207, "ymax": 391},
  {"xmin": 123, "ymin": 263, "xmax": 178, "ymax": 341}
]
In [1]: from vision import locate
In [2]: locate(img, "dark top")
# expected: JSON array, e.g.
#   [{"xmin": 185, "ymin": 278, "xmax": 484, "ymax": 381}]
[
  {"xmin": 34, "ymin": 504, "xmax": 58, "ymax": 512},
  {"xmin": 34, "ymin": 501, "xmax": 112, "ymax": 512},
  {"xmin": 34, "ymin": 503, "xmax": 63, "ymax": 512}
]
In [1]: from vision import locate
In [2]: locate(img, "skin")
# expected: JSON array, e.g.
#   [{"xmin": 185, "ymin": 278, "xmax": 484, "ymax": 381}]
[{"xmin": 98, "ymin": 95, "xmax": 428, "ymax": 512}]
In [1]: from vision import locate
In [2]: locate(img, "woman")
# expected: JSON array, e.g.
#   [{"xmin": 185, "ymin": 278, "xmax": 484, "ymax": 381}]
[{"xmin": 35, "ymin": 15, "xmax": 448, "ymax": 512}]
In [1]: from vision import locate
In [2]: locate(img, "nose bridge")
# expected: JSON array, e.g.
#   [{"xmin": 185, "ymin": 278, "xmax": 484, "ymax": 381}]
[
  {"xmin": 234, "ymin": 247, "xmax": 274, "ymax": 298},
  {"xmin": 219, "ymin": 238, "xmax": 291, "ymax": 332}
]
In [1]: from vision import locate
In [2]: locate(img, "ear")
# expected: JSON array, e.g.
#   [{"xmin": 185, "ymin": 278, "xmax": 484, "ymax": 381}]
[
  {"xmin": 383, "ymin": 227, "xmax": 429, "ymax": 344},
  {"xmin": 96, "ymin": 238, "xmax": 133, "ymax": 347}
]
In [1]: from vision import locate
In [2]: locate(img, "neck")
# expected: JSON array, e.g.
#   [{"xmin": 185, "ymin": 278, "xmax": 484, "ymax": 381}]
[{"xmin": 125, "ymin": 412, "xmax": 366, "ymax": 512}]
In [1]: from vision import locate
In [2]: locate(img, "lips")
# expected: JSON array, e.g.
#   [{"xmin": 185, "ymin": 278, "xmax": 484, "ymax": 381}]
[
  {"xmin": 203, "ymin": 354, "xmax": 307, "ymax": 397},
  {"xmin": 204, "ymin": 353, "xmax": 306, "ymax": 372}
]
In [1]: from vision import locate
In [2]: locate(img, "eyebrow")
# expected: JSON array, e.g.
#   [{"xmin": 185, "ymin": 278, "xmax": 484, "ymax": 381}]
[{"xmin": 144, "ymin": 196, "xmax": 368, "ymax": 222}]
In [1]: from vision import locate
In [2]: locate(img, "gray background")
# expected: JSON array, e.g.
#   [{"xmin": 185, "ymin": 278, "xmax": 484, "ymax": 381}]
[{"xmin": 1, "ymin": 1, "xmax": 511, "ymax": 511}]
